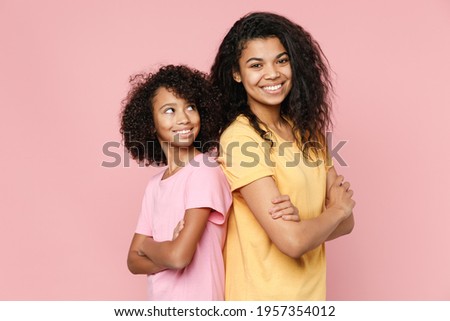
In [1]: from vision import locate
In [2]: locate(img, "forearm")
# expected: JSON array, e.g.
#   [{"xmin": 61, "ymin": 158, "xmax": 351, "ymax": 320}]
[
  {"xmin": 326, "ymin": 213, "xmax": 354, "ymax": 241},
  {"xmin": 140, "ymin": 208, "xmax": 211, "ymax": 270},
  {"xmin": 279, "ymin": 207, "xmax": 346, "ymax": 257},
  {"xmin": 127, "ymin": 250, "xmax": 167, "ymax": 275},
  {"xmin": 240, "ymin": 177, "xmax": 348, "ymax": 259},
  {"xmin": 141, "ymin": 237, "xmax": 187, "ymax": 270}
]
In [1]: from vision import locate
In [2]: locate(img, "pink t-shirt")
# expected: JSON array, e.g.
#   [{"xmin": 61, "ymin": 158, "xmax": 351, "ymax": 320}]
[{"xmin": 135, "ymin": 153, "xmax": 231, "ymax": 301}]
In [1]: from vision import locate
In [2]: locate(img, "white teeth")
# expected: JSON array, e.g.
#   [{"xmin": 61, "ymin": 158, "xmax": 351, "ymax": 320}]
[
  {"xmin": 263, "ymin": 84, "xmax": 282, "ymax": 91},
  {"xmin": 175, "ymin": 129, "xmax": 191, "ymax": 134}
]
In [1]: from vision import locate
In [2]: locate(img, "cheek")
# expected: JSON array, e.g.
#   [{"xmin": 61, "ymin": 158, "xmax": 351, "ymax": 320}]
[
  {"xmin": 190, "ymin": 112, "xmax": 201, "ymax": 126},
  {"xmin": 194, "ymin": 114, "xmax": 201, "ymax": 128},
  {"xmin": 285, "ymin": 80, "xmax": 293, "ymax": 92},
  {"xmin": 154, "ymin": 117, "xmax": 172, "ymax": 135},
  {"xmin": 284, "ymin": 66, "xmax": 293, "ymax": 81},
  {"xmin": 243, "ymin": 73, "xmax": 261, "ymax": 87}
]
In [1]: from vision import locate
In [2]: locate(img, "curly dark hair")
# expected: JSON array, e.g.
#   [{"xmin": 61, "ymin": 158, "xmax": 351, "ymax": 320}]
[
  {"xmin": 210, "ymin": 12, "xmax": 333, "ymax": 155},
  {"xmin": 120, "ymin": 65, "xmax": 220, "ymax": 166}
]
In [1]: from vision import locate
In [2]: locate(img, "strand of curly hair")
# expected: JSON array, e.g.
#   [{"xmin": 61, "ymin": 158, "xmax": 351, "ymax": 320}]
[{"xmin": 210, "ymin": 12, "xmax": 333, "ymax": 157}]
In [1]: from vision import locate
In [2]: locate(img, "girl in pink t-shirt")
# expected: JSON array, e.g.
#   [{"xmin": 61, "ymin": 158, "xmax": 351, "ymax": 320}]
[{"xmin": 121, "ymin": 65, "xmax": 299, "ymax": 300}]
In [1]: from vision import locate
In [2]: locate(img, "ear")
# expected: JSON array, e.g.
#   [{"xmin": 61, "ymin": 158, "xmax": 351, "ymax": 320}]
[{"xmin": 232, "ymin": 71, "xmax": 241, "ymax": 83}]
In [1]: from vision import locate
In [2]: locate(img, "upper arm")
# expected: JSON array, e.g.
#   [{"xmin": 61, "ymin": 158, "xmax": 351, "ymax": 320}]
[
  {"xmin": 219, "ymin": 126, "xmax": 274, "ymax": 193},
  {"xmin": 239, "ymin": 177, "xmax": 308, "ymax": 257},
  {"xmin": 139, "ymin": 208, "xmax": 213, "ymax": 270},
  {"xmin": 128, "ymin": 233, "xmax": 147, "ymax": 255},
  {"xmin": 164, "ymin": 207, "xmax": 211, "ymax": 269}
]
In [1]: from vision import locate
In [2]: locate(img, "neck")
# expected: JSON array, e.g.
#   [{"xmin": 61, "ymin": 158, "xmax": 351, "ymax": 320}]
[
  {"xmin": 162, "ymin": 144, "xmax": 200, "ymax": 172},
  {"xmin": 249, "ymin": 104, "xmax": 284, "ymax": 130}
]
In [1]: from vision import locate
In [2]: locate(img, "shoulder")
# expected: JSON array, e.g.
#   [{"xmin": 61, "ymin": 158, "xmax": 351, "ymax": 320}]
[
  {"xmin": 222, "ymin": 115, "xmax": 251, "ymax": 133},
  {"xmin": 184, "ymin": 154, "xmax": 230, "ymax": 195},
  {"xmin": 143, "ymin": 166, "xmax": 166, "ymax": 192},
  {"xmin": 188, "ymin": 154, "xmax": 224, "ymax": 178},
  {"xmin": 220, "ymin": 115, "xmax": 263, "ymax": 143}
]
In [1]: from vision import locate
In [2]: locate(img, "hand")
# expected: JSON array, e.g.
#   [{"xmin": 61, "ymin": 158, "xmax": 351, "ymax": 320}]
[
  {"xmin": 172, "ymin": 219, "xmax": 185, "ymax": 240},
  {"xmin": 269, "ymin": 195, "xmax": 300, "ymax": 221},
  {"xmin": 327, "ymin": 175, "xmax": 355, "ymax": 220}
]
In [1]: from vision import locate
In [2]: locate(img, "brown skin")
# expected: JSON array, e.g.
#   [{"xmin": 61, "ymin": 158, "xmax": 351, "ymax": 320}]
[
  {"xmin": 239, "ymin": 170, "xmax": 354, "ymax": 259},
  {"xmin": 127, "ymin": 200, "xmax": 301, "ymax": 274},
  {"xmin": 232, "ymin": 37, "xmax": 355, "ymax": 259},
  {"xmin": 126, "ymin": 86, "xmax": 301, "ymax": 275}
]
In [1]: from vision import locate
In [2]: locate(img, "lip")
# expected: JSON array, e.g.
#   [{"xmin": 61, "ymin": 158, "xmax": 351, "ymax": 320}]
[
  {"xmin": 172, "ymin": 128, "xmax": 194, "ymax": 138},
  {"xmin": 173, "ymin": 128, "xmax": 192, "ymax": 133},
  {"xmin": 260, "ymin": 82, "xmax": 284, "ymax": 94}
]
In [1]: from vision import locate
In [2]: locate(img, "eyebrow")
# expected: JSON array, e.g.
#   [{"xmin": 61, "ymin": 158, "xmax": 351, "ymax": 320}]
[{"xmin": 245, "ymin": 52, "xmax": 289, "ymax": 64}]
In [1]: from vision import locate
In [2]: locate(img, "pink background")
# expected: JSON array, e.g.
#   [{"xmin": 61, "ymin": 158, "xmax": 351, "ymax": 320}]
[{"xmin": 1, "ymin": 0, "xmax": 449, "ymax": 300}]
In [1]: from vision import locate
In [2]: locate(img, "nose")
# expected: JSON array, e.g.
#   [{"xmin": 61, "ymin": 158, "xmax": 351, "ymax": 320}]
[
  {"xmin": 264, "ymin": 64, "xmax": 280, "ymax": 80},
  {"xmin": 176, "ymin": 110, "xmax": 190, "ymax": 125}
]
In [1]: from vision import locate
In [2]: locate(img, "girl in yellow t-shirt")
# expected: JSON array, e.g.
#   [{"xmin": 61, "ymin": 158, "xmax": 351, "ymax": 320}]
[{"xmin": 210, "ymin": 12, "xmax": 356, "ymax": 300}]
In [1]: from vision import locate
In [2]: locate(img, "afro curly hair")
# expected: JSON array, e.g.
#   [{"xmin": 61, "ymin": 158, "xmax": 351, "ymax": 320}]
[
  {"xmin": 210, "ymin": 12, "xmax": 333, "ymax": 157},
  {"xmin": 120, "ymin": 65, "xmax": 221, "ymax": 166}
]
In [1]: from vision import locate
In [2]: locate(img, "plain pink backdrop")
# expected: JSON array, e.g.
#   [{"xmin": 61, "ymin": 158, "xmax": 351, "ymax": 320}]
[{"xmin": 1, "ymin": 0, "xmax": 449, "ymax": 300}]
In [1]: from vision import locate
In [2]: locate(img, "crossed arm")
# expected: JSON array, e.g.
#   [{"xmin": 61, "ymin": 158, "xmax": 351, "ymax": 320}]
[
  {"xmin": 127, "ymin": 207, "xmax": 211, "ymax": 274},
  {"xmin": 127, "ymin": 196, "xmax": 301, "ymax": 275},
  {"xmin": 325, "ymin": 167, "xmax": 355, "ymax": 241},
  {"xmin": 239, "ymin": 166, "xmax": 355, "ymax": 259}
]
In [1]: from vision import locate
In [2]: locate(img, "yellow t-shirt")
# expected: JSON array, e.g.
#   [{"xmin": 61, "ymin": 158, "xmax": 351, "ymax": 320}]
[{"xmin": 219, "ymin": 115, "xmax": 328, "ymax": 300}]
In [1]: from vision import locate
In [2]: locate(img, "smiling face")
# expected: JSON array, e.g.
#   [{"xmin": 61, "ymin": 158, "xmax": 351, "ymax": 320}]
[
  {"xmin": 152, "ymin": 87, "xmax": 200, "ymax": 149},
  {"xmin": 234, "ymin": 37, "xmax": 292, "ymax": 112}
]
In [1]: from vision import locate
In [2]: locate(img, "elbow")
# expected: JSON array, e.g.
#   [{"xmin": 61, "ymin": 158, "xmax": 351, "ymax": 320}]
[
  {"xmin": 282, "ymin": 245, "xmax": 308, "ymax": 259},
  {"xmin": 343, "ymin": 215, "xmax": 355, "ymax": 235},
  {"xmin": 127, "ymin": 258, "xmax": 140, "ymax": 275},
  {"xmin": 346, "ymin": 221, "xmax": 355, "ymax": 235},
  {"xmin": 276, "ymin": 239, "xmax": 309, "ymax": 259}
]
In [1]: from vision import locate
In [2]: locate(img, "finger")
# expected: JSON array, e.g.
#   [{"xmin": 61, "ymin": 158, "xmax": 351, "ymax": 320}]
[
  {"xmin": 269, "ymin": 201, "xmax": 293, "ymax": 214},
  {"xmin": 347, "ymin": 189, "xmax": 354, "ymax": 197},
  {"xmin": 335, "ymin": 175, "xmax": 344, "ymax": 187},
  {"xmin": 271, "ymin": 195, "xmax": 290, "ymax": 204},
  {"xmin": 282, "ymin": 213, "xmax": 300, "ymax": 222},
  {"xmin": 269, "ymin": 202, "xmax": 293, "ymax": 215},
  {"xmin": 342, "ymin": 181, "xmax": 350, "ymax": 190},
  {"xmin": 271, "ymin": 207, "xmax": 294, "ymax": 219}
]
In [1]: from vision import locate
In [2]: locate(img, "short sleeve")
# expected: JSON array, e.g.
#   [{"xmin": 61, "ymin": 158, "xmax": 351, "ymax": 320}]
[
  {"xmin": 184, "ymin": 158, "xmax": 232, "ymax": 225},
  {"xmin": 218, "ymin": 119, "xmax": 275, "ymax": 192},
  {"xmin": 135, "ymin": 186, "xmax": 153, "ymax": 237}
]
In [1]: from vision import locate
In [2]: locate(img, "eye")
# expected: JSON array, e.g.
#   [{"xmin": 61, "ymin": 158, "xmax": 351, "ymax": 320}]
[
  {"xmin": 186, "ymin": 104, "xmax": 196, "ymax": 111},
  {"xmin": 277, "ymin": 57, "xmax": 290, "ymax": 64},
  {"xmin": 164, "ymin": 107, "xmax": 174, "ymax": 114},
  {"xmin": 250, "ymin": 63, "xmax": 262, "ymax": 69}
]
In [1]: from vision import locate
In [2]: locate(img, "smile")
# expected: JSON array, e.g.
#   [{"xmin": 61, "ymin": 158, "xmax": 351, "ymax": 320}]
[
  {"xmin": 174, "ymin": 129, "xmax": 192, "ymax": 135},
  {"xmin": 262, "ymin": 84, "xmax": 282, "ymax": 92}
]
